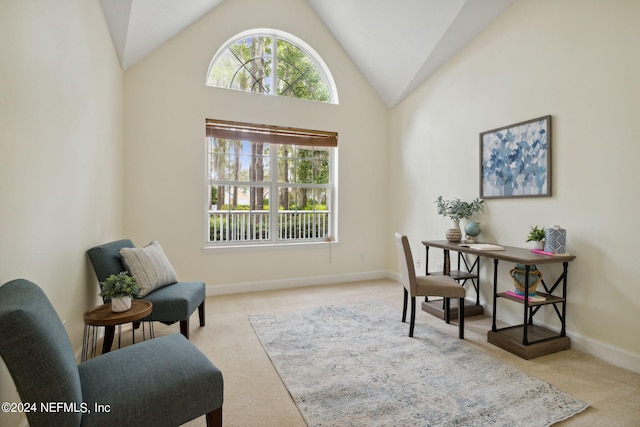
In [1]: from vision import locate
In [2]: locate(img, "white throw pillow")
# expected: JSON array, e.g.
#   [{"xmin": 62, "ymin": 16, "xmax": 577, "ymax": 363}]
[{"xmin": 119, "ymin": 240, "xmax": 178, "ymax": 297}]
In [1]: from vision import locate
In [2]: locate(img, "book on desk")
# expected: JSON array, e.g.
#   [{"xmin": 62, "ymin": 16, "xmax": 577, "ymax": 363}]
[{"xmin": 504, "ymin": 289, "xmax": 546, "ymax": 302}]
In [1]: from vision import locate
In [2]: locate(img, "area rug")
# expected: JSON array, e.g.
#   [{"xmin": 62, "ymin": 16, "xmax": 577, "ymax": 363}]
[{"xmin": 249, "ymin": 300, "xmax": 588, "ymax": 427}]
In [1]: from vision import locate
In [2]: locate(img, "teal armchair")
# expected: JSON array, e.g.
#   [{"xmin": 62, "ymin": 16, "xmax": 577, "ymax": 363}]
[
  {"xmin": 87, "ymin": 239, "xmax": 206, "ymax": 353},
  {"xmin": 0, "ymin": 279, "xmax": 223, "ymax": 427}
]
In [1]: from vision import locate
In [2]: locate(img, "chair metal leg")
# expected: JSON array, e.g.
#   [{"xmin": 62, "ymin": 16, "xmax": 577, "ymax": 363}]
[
  {"xmin": 402, "ymin": 288, "xmax": 408, "ymax": 322},
  {"xmin": 180, "ymin": 319, "xmax": 189, "ymax": 339},
  {"xmin": 409, "ymin": 296, "xmax": 416, "ymax": 337},
  {"xmin": 198, "ymin": 301, "xmax": 206, "ymax": 327},
  {"xmin": 458, "ymin": 297, "xmax": 465, "ymax": 339},
  {"xmin": 206, "ymin": 406, "xmax": 222, "ymax": 427},
  {"xmin": 444, "ymin": 298, "xmax": 451, "ymax": 324}
]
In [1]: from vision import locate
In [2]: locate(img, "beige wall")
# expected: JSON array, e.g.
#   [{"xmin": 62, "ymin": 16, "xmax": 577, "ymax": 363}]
[
  {"xmin": 0, "ymin": 0, "xmax": 123, "ymax": 424},
  {"xmin": 1, "ymin": 3, "xmax": 638, "ymax": 424},
  {"xmin": 123, "ymin": 0, "xmax": 389, "ymax": 291},
  {"xmin": 389, "ymin": 0, "xmax": 640, "ymax": 371}
]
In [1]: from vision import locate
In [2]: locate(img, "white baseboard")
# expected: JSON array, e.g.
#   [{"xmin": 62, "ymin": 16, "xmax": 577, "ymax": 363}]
[
  {"xmin": 205, "ymin": 270, "xmax": 390, "ymax": 296},
  {"xmin": 569, "ymin": 332, "xmax": 640, "ymax": 374},
  {"xmin": 481, "ymin": 302, "xmax": 640, "ymax": 374}
]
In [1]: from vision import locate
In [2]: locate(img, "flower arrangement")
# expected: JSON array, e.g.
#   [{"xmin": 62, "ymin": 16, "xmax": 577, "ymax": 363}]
[
  {"xmin": 98, "ymin": 272, "xmax": 140, "ymax": 300},
  {"xmin": 526, "ymin": 226, "xmax": 546, "ymax": 242},
  {"xmin": 435, "ymin": 196, "xmax": 485, "ymax": 221}
]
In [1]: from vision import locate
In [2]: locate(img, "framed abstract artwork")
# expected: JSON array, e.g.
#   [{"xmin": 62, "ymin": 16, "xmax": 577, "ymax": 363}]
[{"xmin": 479, "ymin": 115, "xmax": 551, "ymax": 199}]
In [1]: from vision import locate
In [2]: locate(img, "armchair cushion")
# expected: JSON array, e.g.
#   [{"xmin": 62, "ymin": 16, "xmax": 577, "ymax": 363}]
[
  {"xmin": 141, "ymin": 281, "xmax": 205, "ymax": 322},
  {"xmin": 119, "ymin": 241, "xmax": 178, "ymax": 297},
  {"xmin": 78, "ymin": 334, "xmax": 223, "ymax": 427}
]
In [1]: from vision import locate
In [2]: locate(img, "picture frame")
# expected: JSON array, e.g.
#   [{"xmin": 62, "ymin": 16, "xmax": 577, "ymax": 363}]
[{"xmin": 479, "ymin": 115, "xmax": 551, "ymax": 199}]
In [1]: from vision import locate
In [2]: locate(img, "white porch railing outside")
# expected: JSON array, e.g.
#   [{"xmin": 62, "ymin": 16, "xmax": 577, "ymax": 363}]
[{"xmin": 209, "ymin": 210, "xmax": 330, "ymax": 243}]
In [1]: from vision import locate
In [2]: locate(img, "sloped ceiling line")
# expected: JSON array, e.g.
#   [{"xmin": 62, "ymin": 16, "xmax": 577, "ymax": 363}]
[{"xmin": 99, "ymin": 0, "xmax": 514, "ymax": 109}]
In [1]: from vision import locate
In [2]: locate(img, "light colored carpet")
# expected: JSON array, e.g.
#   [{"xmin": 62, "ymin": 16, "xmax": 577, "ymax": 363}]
[
  {"xmin": 250, "ymin": 300, "xmax": 588, "ymax": 426},
  {"xmin": 107, "ymin": 279, "xmax": 640, "ymax": 426}
]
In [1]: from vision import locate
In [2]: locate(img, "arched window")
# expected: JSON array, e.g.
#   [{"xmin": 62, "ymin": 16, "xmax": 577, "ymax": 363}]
[{"xmin": 206, "ymin": 29, "xmax": 338, "ymax": 104}]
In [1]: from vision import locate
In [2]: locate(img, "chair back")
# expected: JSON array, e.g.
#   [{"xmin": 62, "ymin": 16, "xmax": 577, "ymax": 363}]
[
  {"xmin": 0, "ymin": 279, "xmax": 83, "ymax": 427},
  {"xmin": 395, "ymin": 233, "xmax": 418, "ymax": 296},
  {"xmin": 87, "ymin": 239, "xmax": 135, "ymax": 302}
]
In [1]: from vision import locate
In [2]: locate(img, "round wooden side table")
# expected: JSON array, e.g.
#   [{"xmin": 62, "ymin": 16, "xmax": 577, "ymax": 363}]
[{"xmin": 82, "ymin": 300, "xmax": 153, "ymax": 361}]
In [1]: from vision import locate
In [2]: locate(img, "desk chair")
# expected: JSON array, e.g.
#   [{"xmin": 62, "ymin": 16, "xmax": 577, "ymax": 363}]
[
  {"xmin": 395, "ymin": 233, "xmax": 465, "ymax": 338},
  {"xmin": 0, "ymin": 279, "xmax": 223, "ymax": 427}
]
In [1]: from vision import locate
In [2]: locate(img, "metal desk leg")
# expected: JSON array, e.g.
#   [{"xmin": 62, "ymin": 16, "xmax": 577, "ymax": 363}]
[
  {"xmin": 523, "ymin": 265, "xmax": 530, "ymax": 345},
  {"xmin": 492, "ymin": 259, "xmax": 498, "ymax": 332},
  {"xmin": 561, "ymin": 262, "xmax": 568, "ymax": 337}
]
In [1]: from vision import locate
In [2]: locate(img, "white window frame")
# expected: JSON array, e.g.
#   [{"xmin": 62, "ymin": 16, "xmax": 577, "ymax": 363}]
[
  {"xmin": 204, "ymin": 120, "xmax": 338, "ymax": 249},
  {"xmin": 205, "ymin": 28, "xmax": 339, "ymax": 104}
]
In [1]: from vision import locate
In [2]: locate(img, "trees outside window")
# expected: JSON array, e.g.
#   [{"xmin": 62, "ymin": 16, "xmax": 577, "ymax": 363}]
[
  {"xmin": 206, "ymin": 29, "xmax": 338, "ymax": 104},
  {"xmin": 206, "ymin": 120, "xmax": 336, "ymax": 245}
]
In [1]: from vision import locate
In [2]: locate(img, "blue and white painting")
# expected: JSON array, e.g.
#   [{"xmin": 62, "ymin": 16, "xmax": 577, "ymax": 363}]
[{"xmin": 480, "ymin": 116, "xmax": 550, "ymax": 198}]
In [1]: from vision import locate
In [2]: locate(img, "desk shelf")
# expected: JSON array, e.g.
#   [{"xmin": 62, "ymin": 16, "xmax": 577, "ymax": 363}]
[
  {"xmin": 422, "ymin": 240, "xmax": 576, "ymax": 359},
  {"xmin": 496, "ymin": 291, "xmax": 564, "ymax": 306},
  {"xmin": 422, "ymin": 297, "xmax": 484, "ymax": 320},
  {"xmin": 488, "ymin": 325, "xmax": 570, "ymax": 360}
]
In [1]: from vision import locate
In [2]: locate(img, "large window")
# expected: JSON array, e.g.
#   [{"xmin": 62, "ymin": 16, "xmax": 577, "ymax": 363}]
[
  {"xmin": 206, "ymin": 120, "xmax": 337, "ymax": 246},
  {"xmin": 206, "ymin": 29, "xmax": 338, "ymax": 104}
]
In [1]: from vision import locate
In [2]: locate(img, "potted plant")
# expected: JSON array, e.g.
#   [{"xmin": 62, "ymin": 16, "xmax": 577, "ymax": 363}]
[
  {"xmin": 435, "ymin": 196, "xmax": 485, "ymax": 242},
  {"xmin": 526, "ymin": 225, "xmax": 546, "ymax": 250},
  {"xmin": 98, "ymin": 272, "xmax": 140, "ymax": 312}
]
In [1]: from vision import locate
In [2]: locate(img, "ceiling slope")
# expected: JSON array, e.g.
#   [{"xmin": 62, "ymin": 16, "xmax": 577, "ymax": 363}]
[
  {"xmin": 99, "ymin": 0, "xmax": 513, "ymax": 108},
  {"xmin": 99, "ymin": 0, "xmax": 224, "ymax": 69}
]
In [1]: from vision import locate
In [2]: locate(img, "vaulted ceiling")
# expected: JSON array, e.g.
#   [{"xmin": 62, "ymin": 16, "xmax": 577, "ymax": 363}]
[{"xmin": 99, "ymin": 0, "xmax": 514, "ymax": 108}]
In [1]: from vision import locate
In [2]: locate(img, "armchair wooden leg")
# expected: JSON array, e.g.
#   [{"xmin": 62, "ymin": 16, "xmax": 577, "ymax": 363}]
[
  {"xmin": 458, "ymin": 298, "xmax": 465, "ymax": 339},
  {"xmin": 402, "ymin": 288, "xmax": 408, "ymax": 323},
  {"xmin": 409, "ymin": 296, "xmax": 416, "ymax": 337},
  {"xmin": 206, "ymin": 406, "xmax": 222, "ymax": 427},
  {"xmin": 198, "ymin": 301, "xmax": 206, "ymax": 327},
  {"xmin": 102, "ymin": 325, "xmax": 115, "ymax": 354},
  {"xmin": 180, "ymin": 319, "xmax": 190, "ymax": 340}
]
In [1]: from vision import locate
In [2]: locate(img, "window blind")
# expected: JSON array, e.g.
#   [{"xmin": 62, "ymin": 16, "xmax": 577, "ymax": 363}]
[{"xmin": 205, "ymin": 119, "xmax": 337, "ymax": 147}]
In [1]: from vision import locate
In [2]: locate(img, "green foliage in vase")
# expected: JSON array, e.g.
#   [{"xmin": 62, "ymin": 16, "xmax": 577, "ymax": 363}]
[
  {"xmin": 526, "ymin": 225, "xmax": 546, "ymax": 242},
  {"xmin": 98, "ymin": 272, "xmax": 140, "ymax": 299},
  {"xmin": 435, "ymin": 196, "xmax": 485, "ymax": 221}
]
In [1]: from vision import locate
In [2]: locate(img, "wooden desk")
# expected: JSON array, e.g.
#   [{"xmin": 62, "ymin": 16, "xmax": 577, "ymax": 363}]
[
  {"xmin": 422, "ymin": 240, "xmax": 576, "ymax": 359},
  {"xmin": 82, "ymin": 300, "xmax": 154, "ymax": 361}
]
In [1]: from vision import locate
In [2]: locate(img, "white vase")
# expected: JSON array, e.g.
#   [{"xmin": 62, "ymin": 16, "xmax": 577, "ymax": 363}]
[
  {"xmin": 532, "ymin": 241, "xmax": 544, "ymax": 250},
  {"xmin": 111, "ymin": 296, "xmax": 132, "ymax": 312}
]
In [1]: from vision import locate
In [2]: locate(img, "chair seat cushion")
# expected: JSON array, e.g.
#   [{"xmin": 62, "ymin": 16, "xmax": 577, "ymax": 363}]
[
  {"xmin": 139, "ymin": 281, "xmax": 205, "ymax": 322},
  {"xmin": 416, "ymin": 275, "xmax": 465, "ymax": 298},
  {"xmin": 78, "ymin": 334, "xmax": 223, "ymax": 427},
  {"xmin": 119, "ymin": 241, "xmax": 178, "ymax": 297}
]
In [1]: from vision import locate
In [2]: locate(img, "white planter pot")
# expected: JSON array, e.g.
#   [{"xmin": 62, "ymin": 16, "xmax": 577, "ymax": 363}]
[
  {"xmin": 532, "ymin": 241, "xmax": 544, "ymax": 250},
  {"xmin": 111, "ymin": 296, "xmax": 132, "ymax": 312}
]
